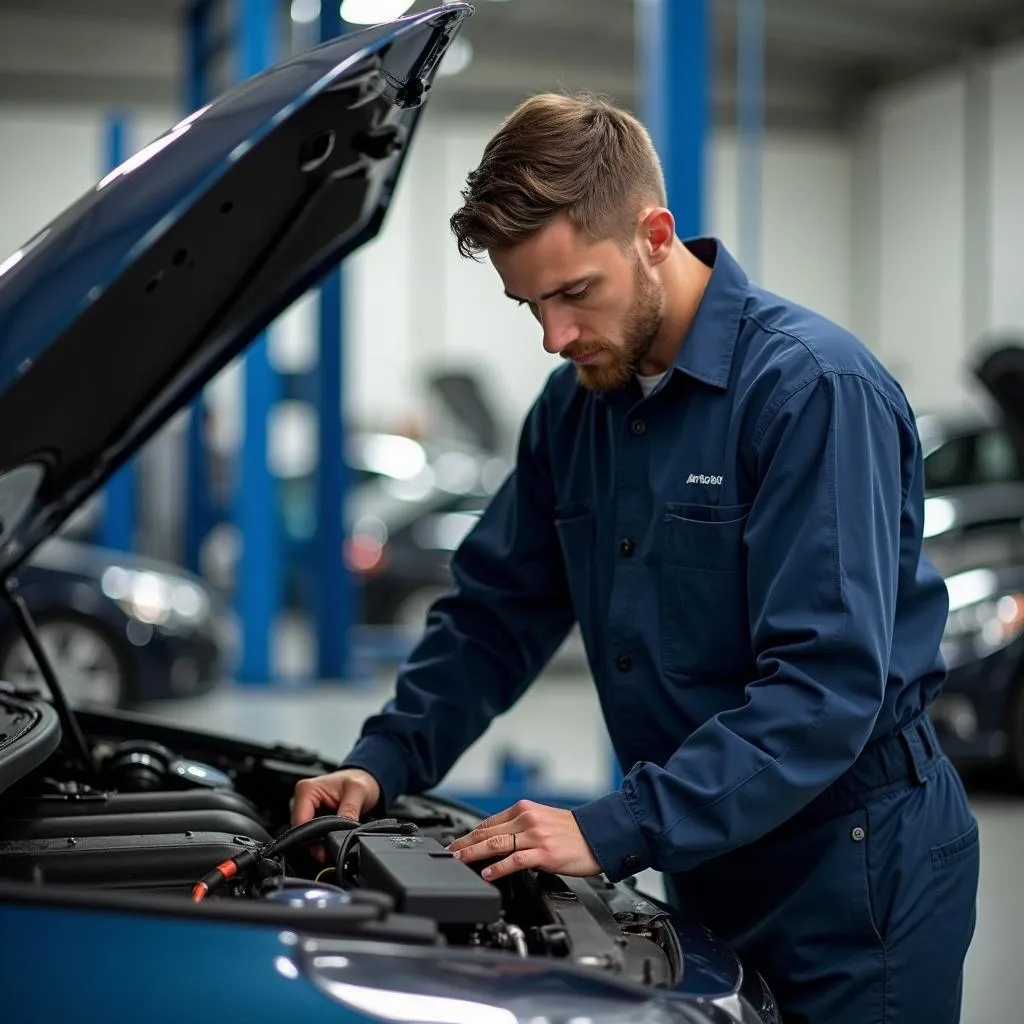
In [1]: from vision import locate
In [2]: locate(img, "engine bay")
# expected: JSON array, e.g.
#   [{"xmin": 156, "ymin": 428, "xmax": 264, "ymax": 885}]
[{"xmin": 0, "ymin": 693, "xmax": 682, "ymax": 989}]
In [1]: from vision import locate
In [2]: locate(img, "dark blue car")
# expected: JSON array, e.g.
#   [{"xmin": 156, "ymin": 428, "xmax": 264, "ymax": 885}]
[
  {"xmin": 0, "ymin": 7, "xmax": 779, "ymax": 1022},
  {"xmin": 0, "ymin": 536, "xmax": 230, "ymax": 708},
  {"xmin": 920, "ymin": 344, "xmax": 1024, "ymax": 782}
]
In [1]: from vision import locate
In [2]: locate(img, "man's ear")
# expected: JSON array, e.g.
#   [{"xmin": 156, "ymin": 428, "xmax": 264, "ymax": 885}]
[{"xmin": 640, "ymin": 208, "xmax": 675, "ymax": 265}]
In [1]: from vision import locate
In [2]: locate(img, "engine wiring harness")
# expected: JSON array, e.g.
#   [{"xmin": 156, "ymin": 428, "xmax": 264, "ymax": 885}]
[{"xmin": 190, "ymin": 816, "xmax": 418, "ymax": 902}]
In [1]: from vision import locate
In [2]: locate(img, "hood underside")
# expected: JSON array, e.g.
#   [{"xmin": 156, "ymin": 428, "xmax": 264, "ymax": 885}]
[
  {"xmin": 974, "ymin": 342, "xmax": 1024, "ymax": 453},
  {"xmin": 0, "ymin": 4, "xmax": 472, "ymax": 578}
]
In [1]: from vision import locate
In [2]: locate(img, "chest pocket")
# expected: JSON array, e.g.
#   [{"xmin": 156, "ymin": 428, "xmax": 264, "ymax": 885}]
[{"xmin": 660, "ymin": 503, "xmax": 754, "ymax": 678}]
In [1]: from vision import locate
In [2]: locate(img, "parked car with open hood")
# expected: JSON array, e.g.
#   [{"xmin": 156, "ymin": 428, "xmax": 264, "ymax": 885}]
[
  {"xmin": 0, "ymin": 7, "xmax": 779, "ymax": 1023},
  {"xmin": 920, "ymin": 343, "xmax": 1024, "ymax": 782}
]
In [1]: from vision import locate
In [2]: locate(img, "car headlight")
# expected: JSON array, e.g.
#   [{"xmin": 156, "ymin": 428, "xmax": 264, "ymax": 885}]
[
  {"xmin": 943, "ymin": 569, "xmax": 1024, "ymax": 659},
  {"xmin": 100, "ymin": 566, "xmax": 212, "ymax": 630}
]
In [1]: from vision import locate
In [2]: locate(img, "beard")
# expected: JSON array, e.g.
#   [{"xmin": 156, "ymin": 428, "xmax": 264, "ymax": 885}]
[{"xmin": 563, "ymin": 257, "xmax": 664, "ymax": 392}]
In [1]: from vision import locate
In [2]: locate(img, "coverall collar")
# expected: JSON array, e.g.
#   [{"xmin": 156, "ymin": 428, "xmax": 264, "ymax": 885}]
[
  {"xmin": 593, "ymin": 236, "xmax": 749, "ymax": 404},
  {"xmin": 670, "ymin": 237, "xmax": 749, "ymax": 391}
]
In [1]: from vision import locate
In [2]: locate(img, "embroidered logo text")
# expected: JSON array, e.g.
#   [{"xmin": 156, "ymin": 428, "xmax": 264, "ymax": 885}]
[{"xmin": 687, "ymin": 473, "xmax": 723, "ymax": 486}]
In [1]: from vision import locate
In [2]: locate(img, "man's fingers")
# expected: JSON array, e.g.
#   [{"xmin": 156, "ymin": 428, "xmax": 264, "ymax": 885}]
[
  {"xmin": 337, "ymin": 802, "xmax": 362, "ymax": 823},
  {"xmin": 448, "ymin": 813, "xmax": 528, "ymax": 854},
  {"xmin": 474, "ymin": 803, "xmax": 525, "ymax": 832},
  {"xmin": 452, "ymin": 827, "xmax": 532, "ymax": 866},
  {"xmin": 479, "ymin": 847, "xmax": 544, "ymax": 882},
  {"xmin": 291, "ymin": 787, "xmax": 319, "ymax": 827}
]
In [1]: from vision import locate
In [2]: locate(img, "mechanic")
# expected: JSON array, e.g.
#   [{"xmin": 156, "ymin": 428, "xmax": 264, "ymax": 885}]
[{"xmin": 292, "ymin": 93, "xmax": 980, "ymax": 1023}]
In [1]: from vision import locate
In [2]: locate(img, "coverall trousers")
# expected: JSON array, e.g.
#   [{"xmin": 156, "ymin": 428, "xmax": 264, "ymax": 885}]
[{"xmin": 668, "ymin": 715, "xmax": 980, "ymax": 1024}]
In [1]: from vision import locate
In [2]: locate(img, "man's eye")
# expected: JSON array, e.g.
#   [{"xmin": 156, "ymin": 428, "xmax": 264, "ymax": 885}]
[{"xmin": 565, "ymin": 287, "xmax": 589, "ymax": 301}]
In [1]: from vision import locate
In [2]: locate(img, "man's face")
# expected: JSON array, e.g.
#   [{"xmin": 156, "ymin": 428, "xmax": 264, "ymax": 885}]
[{"xmin": 491, "ymin": 215, "xmax": 664, "ymax": 391}]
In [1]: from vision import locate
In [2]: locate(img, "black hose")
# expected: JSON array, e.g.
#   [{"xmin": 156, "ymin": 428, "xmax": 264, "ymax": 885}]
[
  {"xmin": 191, "ymin": 817, "xmax": 417, "ymax": 902},
  {"xmin": 263, "ymin": 815, "xmax": 366, "ymax": 858}
]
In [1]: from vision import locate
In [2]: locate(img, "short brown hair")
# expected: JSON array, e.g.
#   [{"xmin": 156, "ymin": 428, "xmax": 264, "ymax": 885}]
[{"xmin": 450, "ymin": 92, "xmax": 666, "ymax": 260}]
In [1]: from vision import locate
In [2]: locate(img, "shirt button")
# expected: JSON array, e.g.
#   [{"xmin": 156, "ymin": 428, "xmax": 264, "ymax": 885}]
[
  {"xmin": 622, "ymin": 854, "xmax": 640, "ymax": 873},
  {"xmin": 616, "ymin": 654, "xmax": 632, "ymax": 672},
  {"xmin": 619, "ymin": 538, "xmax": 636, "ymax": 557},
  {"xmin": 630, "ymin": 419, "xmax": 646, "ymax": 435}
]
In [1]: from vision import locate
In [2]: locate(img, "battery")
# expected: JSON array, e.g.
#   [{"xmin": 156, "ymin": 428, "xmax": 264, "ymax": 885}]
[{"xmin": 355, "ymin": 833, "xmax": 502, "ymax": 925}]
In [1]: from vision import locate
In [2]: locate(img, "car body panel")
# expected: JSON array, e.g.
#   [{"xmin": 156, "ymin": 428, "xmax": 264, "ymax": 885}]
[
  {"xmin": 0, "ymin": 897, "xmax": 734, "ymax": 1024},
  {"xmin": 0, "ymin": 5, "xmax": 472, "ymax": 578}
]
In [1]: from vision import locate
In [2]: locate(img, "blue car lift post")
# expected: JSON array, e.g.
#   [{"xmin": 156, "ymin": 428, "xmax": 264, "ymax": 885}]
[
  {"xmin": 183, "ymin": 1, "xmax": 280, "ymax": 686},
  {"xmin": 100, "ymin": 113, "xmax": 137, "ymax": 553},
  {"xmin": 231, "ymin": 0, "xmax": 282, "ymax": 685},
  {"xmin": 440, "ymin": 0, "xmax": 713, "ymax": 815},
  {"xmin": 184, "ymin": 1, "xmax": 364, "ymax": 686},
  {"xmin": 315, "ymin": 0, "xmax": 356, "ymax": 683},
  {"xmin": 182, "ymin": 0, "xmax": 220, "ymax": 580}
]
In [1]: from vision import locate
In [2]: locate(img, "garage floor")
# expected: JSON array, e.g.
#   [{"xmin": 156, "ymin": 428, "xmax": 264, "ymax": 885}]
[{"xmin": 149, "ymin": 670, "xmax": 1020, "ymax": 1024}]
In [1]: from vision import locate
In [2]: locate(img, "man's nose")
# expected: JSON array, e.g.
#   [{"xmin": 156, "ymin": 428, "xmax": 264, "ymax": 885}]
[{"xmin": 542, "ymin": 313, "xmax": 581, "ymax": 355}]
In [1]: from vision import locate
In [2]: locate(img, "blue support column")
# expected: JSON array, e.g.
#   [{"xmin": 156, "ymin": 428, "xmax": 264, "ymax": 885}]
[
  {"xmin": 100, "ymin": 113, "xmax": 137, "ymax": 552},
  {"xmin": 635, "ymin": 0, "xmax": 710, "ymax": 238},
  {"xmin": 315, "ymin": 0, "xmax": 354, "ymax": 681},
  {"xmin": 737, "ymin": 0, "xmax": 765, "ymax": 280},
  {"xmin": 234, "ymin": 0, "xmax": 280, "ymax": 684},
  {"xmin": 183, "ymin": 0, "xmax": 215, "ymax": 574},
  {"xmin": 626, "ymin": 0, "xmax": 710, "ymax": 792}
]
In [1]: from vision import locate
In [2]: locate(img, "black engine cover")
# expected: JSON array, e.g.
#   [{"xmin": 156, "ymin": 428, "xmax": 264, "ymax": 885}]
[
  {"xmin": 355, "ymin": 833, "xmax": 501, "ymax": 925},
  {"xmin": 0, "ymin": 832, "xmax": 259, "ymax": 893},
  {"xmin": 0, "ymin": 789, "xmax": 270, "ymax": 843},
  {"xmin": 0, "ymin": 790, "xmax": 271, "ymax": 894}
]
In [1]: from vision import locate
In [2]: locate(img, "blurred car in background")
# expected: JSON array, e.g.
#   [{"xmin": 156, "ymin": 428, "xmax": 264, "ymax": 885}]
[
  {"xmin": 921, "ymin": 343, "xmax": 1024, "ymax": 782},
  {"xmin": 202, "ymin": 430, "xmax": 512, "ymax": 633},
  {"xmin": 287, "ymin": 430, "xmax": 511, "ymax": 630},
  {"xmin": 0, "ymin": 537, "xmax": 232, "ymax": 709}
]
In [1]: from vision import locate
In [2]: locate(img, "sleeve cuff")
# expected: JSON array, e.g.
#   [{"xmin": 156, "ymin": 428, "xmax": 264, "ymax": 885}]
[
  {"xmin": 339, "ymin": 734, "xmax": 410, "ymax": 813},
  {"xmin": 572, "ymin": 788, "xmax": 650, "ymax": 883}
]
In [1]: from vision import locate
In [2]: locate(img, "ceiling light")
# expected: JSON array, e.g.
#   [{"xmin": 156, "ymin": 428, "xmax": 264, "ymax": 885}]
[
  {"xmin": 290, "ymin": 0, "xmax": 321, "ymax": 23},
  {"xmin": 436, "ymin": 36, "xmax": 473, "ymax": 77},
  {"xmin": 340, "ymin": 0, "xmax": 415, "ymax": 25}
]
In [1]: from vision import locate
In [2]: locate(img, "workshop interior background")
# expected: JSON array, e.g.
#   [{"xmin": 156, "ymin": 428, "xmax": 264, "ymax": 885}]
[{"xmin": 1, "ymin": 1, "xmax": 1023, "ymax": 1019}]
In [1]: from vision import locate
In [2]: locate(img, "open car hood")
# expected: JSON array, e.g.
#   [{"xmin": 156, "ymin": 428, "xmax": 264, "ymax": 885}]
[
  {"xmin": 0, "ymin": 4, "xmax": 472, "ymax": 579},
  {"xmin": 974, "ymin": 341, "xmax": 1024, "ymax": 453}
]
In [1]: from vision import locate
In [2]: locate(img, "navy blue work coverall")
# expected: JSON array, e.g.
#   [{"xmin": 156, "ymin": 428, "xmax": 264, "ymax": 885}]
[{"xmin": 341, "ymin": 238, "xmax": 980, "ymax": 1022}]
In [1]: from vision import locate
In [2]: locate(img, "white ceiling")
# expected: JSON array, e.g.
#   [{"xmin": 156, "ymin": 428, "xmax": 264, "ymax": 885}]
[{"xmin": 0, "ymin": 0, "xmax": 1022, "ymax": 130}]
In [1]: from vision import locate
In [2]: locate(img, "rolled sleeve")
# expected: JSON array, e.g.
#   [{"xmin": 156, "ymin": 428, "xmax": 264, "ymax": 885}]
[{"xmin": 612, "ymin": 370, "xmax": 911, "ymax": 874}]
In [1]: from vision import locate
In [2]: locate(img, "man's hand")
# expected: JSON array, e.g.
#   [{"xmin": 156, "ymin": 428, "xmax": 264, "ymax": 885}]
[
  {"xmin": 291, "ymin": 768, "xmax": 381, "ymax": 827},
  {"xmin": 447, "ymin": 800, "xmax": 601, "ymax": 882}
]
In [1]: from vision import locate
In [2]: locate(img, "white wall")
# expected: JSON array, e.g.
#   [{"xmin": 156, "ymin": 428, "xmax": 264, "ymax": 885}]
[
  {"xmin": 990, "ymin": 45, "xmax": 1024, "ymax": 335},
  {"xmin": 0, "ymin": 103, "xmax": 855, "ymax": 440},
  {"xmin": 850, "ymin": 37, "xmax": 1024, "ymax": 418},
  {"xmin": 873, "ymin": 70, "xmax": 967, "ymax": 414}
]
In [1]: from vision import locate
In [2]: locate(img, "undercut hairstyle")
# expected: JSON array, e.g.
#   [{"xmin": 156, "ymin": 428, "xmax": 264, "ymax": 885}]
[{"xmin": 450, "ymin": 92, "xmax": 667, "ymax": 261}]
